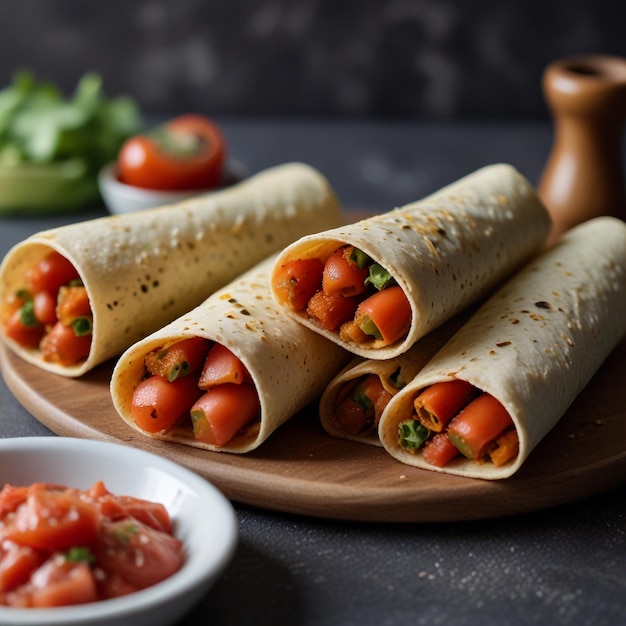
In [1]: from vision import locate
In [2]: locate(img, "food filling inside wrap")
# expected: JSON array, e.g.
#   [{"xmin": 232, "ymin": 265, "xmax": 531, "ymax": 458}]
[
  {"xmin": 273, "ymin": 244, "xmax": 412, "ymax": 349},
  {"xmin": 396, "ymin": 379, "xmax": 518, "ymax": 468},
  {"xmin": 1, "ymin": 251, "xmax": 93, "ymax": 366},
  {"xmin": 130, "ymin": 336, "xmax": 261, "ymax": 447}
]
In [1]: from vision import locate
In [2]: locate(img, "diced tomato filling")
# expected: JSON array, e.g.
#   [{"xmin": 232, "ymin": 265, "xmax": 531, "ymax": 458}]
[
  {"xmin": 333, "ymin": 374, "xmax": 393, "ymax": 437},
  {"xmin": 397, "ymin": 380, "xmax": 519, "ymax": 468},
  {"xmin": 1, "ymin": 251, "xmax": 93, "ymax": 365},
  {"xmin": 0, "ymin": 481, "xmax": 183, "ymax": 608},
  {"xmin": 274, "ymin": 245, "xmax": 412, "ymax": 347},
  {"xmin": 130, "ymin": 338, "xmax": 260, "ymax": 447}
]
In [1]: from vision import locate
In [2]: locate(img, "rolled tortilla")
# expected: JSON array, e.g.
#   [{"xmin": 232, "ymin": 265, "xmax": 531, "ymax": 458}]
[
  {"xmin": 110, "ymin": 255, "xmax": 351, "ymax": 453},
  {"xmin": 269, "ymin": 163, "xmax": 551, "ymax": 360},
  {"xmin": 0, "ymin": 162, "xmax": 343, "ymax": 377},
  {"xmin": 319, "ymin": 312, "xmax": 469, "ymax": 446},
  {"xmin": 378, "ymin": 217, "xmax": 626, "ymax": 479}
]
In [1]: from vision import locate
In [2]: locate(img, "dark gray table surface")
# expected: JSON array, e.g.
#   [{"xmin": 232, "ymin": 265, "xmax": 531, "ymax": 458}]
[{"xmin": 0, "ymin": 120, "xmax": 624, "ymax": 625}]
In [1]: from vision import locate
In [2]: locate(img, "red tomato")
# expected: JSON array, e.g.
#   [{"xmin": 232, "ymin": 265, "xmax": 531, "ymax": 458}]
[
  {"xmin": 4, "ymin": 488, "xmax": 101, "ymax": 552},
  {"xmin": 117, "ymin": 114, "xmax": 226, "ymax": 191},
  {"xmin": 2, "ymin": 309, "xmax": 44, "ymax": 349},
  {"xmin": 93, "ymin": 519, "xmax": 184, "ymax": 590},
  {"xmin": 97, "ymin": 571, "xmax": 139, "ymax": 600},
  {"xmin": 322, "ymin": 248, "xmax": 369, "ymax": 297},
  {"xmin": 130, "ymin": 374, "xmax": 203, "ymax": 433},
  {"xmin": 272, "ymin": 258, "xmax": 325, "ymax": 311},
  {"xmin": 191, "ymin": 383, "xmax": 260, "ymax": 446},
  {"xmin": 198, "ymin": 342, "xmax": 252, "ymax": 389},
  {"xmin": 0, "ymin": 543, "xmax": 45, "ymax": 593},
  {"xmin": 0, "ymin": 484, "xmax": 30, "ymax": 517},
  {"xmin": 27, "ymin": 251, "xmax": 80, "ymax": 296},
  {"xmin": 29, "ymin": 560, "xmax": 99, "ymax": 608},
  {"xmin": 33, "ymin": 290, "xmax": 58, "ymax": 326},
  {"xmin": 82, "ymin": 481, "xmax": 172, "ymax": 533},
  {"xmin": 40, "ymin": 321, "xmax": 92, "ymax": 365}
]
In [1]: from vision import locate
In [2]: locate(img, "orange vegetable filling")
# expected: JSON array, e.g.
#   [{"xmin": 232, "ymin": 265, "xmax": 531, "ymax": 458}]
[
  {"xmin": 333, "ymin": 374, "xmax": 394, "ymax": 437},
  {"xmin": 274, "ymin": 245, "xmax": 412, "ymax": 347},
  {"xmin": 1, "ymin": 251, "xmax": 92, "ymax": 366},
  {"xmin": 130, "ymin": 338, "xmax": 260, "ymax": 447},
  {"xmin": 0, "ymin": 481, "xmax": 183, "ymax": 608},
  {"xmin": 398, "ymin": 380, "xmax": 519, "ymax": 468}
]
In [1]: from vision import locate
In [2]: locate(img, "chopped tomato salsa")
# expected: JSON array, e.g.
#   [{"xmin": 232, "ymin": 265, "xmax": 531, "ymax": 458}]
[
  {"xmin": 0, "ymin": 481, "xmax": 183, "ymax": 607},
  {"xmin": 1, "ymin": 251, "xmax": 93, "ymax": 366}
]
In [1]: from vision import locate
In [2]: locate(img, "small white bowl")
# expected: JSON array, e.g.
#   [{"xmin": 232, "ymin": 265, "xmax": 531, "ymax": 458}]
[
  {"xmin": 98, "ymin": 161, "xmax": 247, "ymax": 215},
  {"xmin": 0, "ymin": 436, "xmax": 238, "ymax": 626}
]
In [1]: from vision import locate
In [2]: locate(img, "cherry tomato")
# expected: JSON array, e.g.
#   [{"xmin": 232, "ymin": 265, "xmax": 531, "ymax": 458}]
[
  {"xmin": 33, "ymin": 291, "xmax": 58, "ymax": 327},
  {"xmin": 2, "ymin": 308, "xmax": 44, "ymax": 349},
  {"xmin": 39, "ymin": 321, "xmax": 92, "ymax": 365},
  {"xmin": 27, "ymin": 251, "xmax": 80, "ymax": 296},
  {"xmin": 322, "ymin": 247, "xmax": 370, "ymax": 297},
  {"xmin": 117, "ymin": 114, "xmax": 226, "ymax": 191}
]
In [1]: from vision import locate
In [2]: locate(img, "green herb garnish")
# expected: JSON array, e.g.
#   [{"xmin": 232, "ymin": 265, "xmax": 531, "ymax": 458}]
[
  {"xmin": 399, "ymin": 420, "xmax": 430, "ymax": 451},
  {"xmin": 19, "ymin": 299, "xmax": 39, "ymax": 327},
  {"xmin": 365, "ymin": 264, "xmax": 396, "ymax": 291},
  {"xmin": 65, "ymin": 546, "xmax": 95, "ymax": 564}
]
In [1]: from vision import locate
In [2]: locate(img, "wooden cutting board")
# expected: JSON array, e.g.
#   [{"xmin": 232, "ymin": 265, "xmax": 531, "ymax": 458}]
[{"xmin": 1, "ymin": 341, "xmax": 625, "ymax": 523}]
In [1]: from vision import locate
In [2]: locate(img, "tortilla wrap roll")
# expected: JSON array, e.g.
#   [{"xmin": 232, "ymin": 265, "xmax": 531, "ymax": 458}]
[
  {"xmin": 110, "ymin": 255, "xmax": 351, "ymax": 453},
  {"xmin": 378, "ymin": 217, "xmax": 626, "ymax": 479},
  {"xmin": 269, "ymin": 163, "xmax": 552, "ymax": 360},
  {"xmin": 318, "ymin": 312, "xmax": 470, "ymax": 446},
  {"xmin": 0, "ymin": 162, "xmax": 343, "ymax": 377}
]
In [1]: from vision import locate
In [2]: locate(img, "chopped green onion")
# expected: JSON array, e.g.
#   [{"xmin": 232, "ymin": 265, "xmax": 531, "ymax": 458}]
[
  {"xmin": 113, "ymin": 523, "xmax": 139, "ymax": 544},
  {"xmin": 71, "ymin": 316, "xmax": 92, "ymax": 336},
  {"xmin": 399, "ymin": 420, "xmax": 429, "ymax": 451},
  {"xmin": 64, "ymin": 546, "xmax": 95, "ymax": 564}
]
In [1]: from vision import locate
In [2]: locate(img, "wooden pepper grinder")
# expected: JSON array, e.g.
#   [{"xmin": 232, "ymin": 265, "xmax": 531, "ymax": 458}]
[{"xmin": 538, "ymin": 55, "xmax": 626, "ymax": 243}]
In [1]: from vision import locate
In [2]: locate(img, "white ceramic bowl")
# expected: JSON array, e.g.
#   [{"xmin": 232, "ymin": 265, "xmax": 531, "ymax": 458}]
[
  {"xmin": 98, "ymin": 161, "xmax": 247, "ymax": 215},
  {"xmin": 0, "ymin": 437, "xmax": 238, "ymax": 626}
]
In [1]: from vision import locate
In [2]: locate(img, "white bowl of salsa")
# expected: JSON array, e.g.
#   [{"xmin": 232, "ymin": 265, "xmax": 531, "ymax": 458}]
[{"xmin": 0, "ymin": 436, "xmax": 238, "ymax": 626}]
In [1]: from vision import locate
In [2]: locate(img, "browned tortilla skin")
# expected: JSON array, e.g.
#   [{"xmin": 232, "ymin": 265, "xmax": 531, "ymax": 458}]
[
  {"xmin": 0, "ymin": 163, "xmax": 344, "ymax": 377},
  {"xmin": 378, "ymin": 217, "xmax": 626, "ymax": 480},
  {"xmin": 270, "ymin": 164, "xmax": 552, "ymax": 360},
  {"xmin": 111, "ymin": 256, "xmax": 351, "ymax": 453}
]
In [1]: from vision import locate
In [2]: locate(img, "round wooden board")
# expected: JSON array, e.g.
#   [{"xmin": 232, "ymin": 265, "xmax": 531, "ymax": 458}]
[{"xmin": 1, "ymin": 341, "xmax": 625, "ymax": 523}]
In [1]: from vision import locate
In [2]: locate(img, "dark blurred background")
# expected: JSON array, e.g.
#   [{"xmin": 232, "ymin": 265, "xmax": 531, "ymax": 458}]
[{"xmin": 1, "ymin": 0, "xmax": 625, "ymax": 120}]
